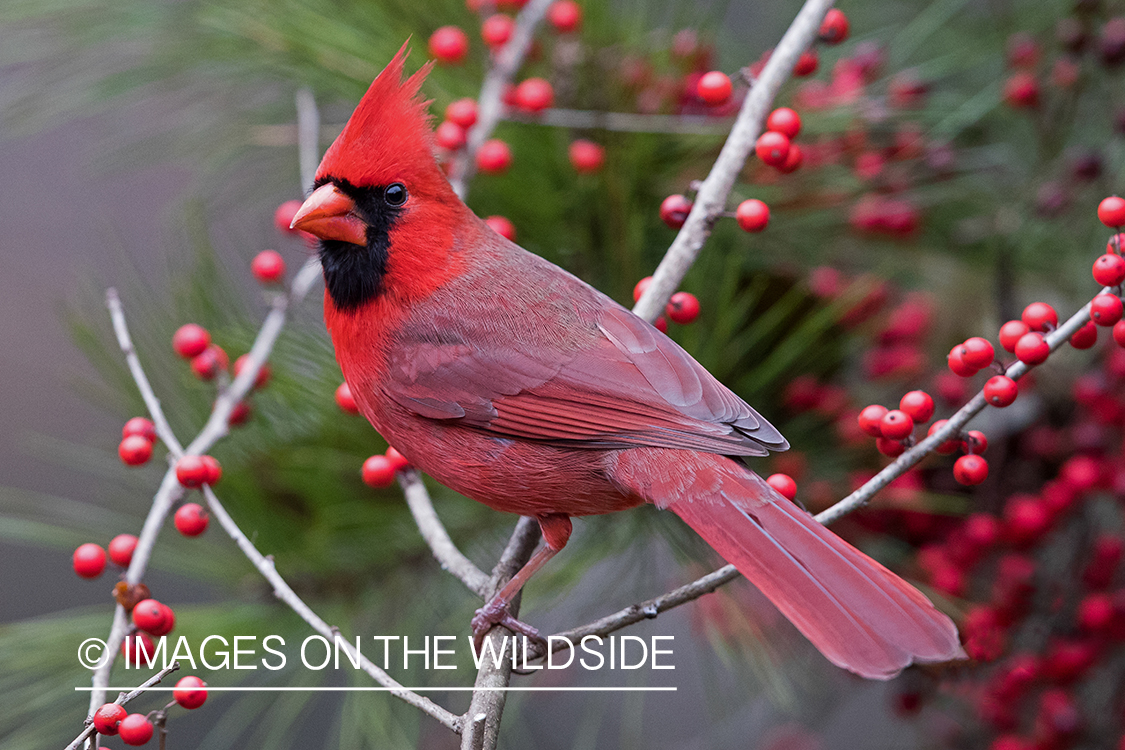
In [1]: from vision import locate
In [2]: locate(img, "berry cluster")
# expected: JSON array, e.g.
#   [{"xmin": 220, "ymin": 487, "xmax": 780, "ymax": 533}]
[
  {"xmin": 657, "ymin": 12, "xmax": 854, "ymax": 243},
  {"xmin": 91, "ymin": 675, "xmax": 208, "ymax": 746}
]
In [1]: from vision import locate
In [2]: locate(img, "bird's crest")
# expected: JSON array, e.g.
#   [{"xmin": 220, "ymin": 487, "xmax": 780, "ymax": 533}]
[{"xmin": 316, "ymin": 43, "xmax": 437, "ymax": 187}]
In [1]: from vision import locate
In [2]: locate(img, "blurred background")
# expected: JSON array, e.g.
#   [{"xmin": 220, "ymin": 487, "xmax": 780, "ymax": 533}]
[{"xmin": 2, "ymin": 0, "xmax": 1124, "ymax": 748}]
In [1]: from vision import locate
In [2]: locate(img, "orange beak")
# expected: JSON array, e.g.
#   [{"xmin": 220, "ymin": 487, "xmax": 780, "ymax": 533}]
[{"xmin": 290, "ymin": 184, "xmax": 368, "ymax": 246}]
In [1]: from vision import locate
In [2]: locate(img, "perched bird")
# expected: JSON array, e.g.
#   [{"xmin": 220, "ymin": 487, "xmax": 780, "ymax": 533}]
[{"xmin": 292, "ymin": 46, "xmax": 963, "ymax": 679}]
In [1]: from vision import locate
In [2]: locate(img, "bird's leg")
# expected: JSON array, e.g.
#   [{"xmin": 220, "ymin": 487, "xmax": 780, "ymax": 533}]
[{"xmin": 471, "ymin": 514, "xmax": 572, "ymax": 651}]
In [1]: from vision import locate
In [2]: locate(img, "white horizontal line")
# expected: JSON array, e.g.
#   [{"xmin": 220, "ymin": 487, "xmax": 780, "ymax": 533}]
[{"xmin": 76, "ymin": 686, "xmax": 676, "ymax": 692}]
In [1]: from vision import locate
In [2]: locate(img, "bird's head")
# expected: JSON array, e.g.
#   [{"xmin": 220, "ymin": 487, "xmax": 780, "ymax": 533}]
[{"xmin": 292, "ymin": 44, "xmax": 469, "ymax": 314}]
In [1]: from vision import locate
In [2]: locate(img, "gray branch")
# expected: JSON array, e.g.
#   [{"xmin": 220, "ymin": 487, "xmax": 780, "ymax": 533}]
[
  {"xmin": 632, "ymin": 0, "xmax": 836, "ymax": 323},
  {"xmin": 201, "ymin": 485, "xmax": 462, "ymax": 731},
  {"xmin": 460, "ymin": 517, "xmax": 541, "ymax": 750},
  {"xmin": 399, "ymin": 470, "xmax": 491, "ymax": 597},
  {"xmin": 448, "ymin": 0, "xmax": 554, "ymax": 199},
  {"xmin": 66, "ymin": 662, "xmax": 180, "ymax": 750}
]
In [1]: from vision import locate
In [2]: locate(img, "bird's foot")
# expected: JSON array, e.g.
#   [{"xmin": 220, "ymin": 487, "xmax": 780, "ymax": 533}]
[{"xmin": 471, "ymin": 599, "xmax": 545, "ymax": 653}]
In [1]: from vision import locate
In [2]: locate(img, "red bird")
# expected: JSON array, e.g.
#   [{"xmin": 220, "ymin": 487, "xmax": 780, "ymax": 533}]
[{"xmin": 292, "ymin": 47, "xmax": 963, "ymax": 679}]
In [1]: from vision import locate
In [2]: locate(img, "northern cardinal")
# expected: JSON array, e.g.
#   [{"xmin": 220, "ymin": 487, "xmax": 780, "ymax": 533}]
[{"xmin": 292, "ymin": 46, "xmax": 963, "ymax": 679}]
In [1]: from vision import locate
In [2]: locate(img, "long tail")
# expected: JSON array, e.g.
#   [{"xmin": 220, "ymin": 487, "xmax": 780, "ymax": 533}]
[{"xmin": 610, "ymin": 450, "xmax": 964, "ymax": 679}]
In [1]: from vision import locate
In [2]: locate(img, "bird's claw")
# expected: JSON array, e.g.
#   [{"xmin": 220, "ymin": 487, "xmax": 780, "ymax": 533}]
[{"xmin": 471, "ymin": 600, "xmax": 546, "ymax": 653}]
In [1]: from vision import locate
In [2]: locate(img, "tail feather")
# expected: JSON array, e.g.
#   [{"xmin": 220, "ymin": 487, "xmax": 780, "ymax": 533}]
[{"xmin": 612, "ymin": 451, "xmax": 964, "ymax": 679}]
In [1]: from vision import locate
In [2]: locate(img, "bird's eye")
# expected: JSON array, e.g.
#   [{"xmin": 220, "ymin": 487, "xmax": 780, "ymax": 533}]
[{"xmin": 384, "ymin": 183, "xmax": 408, "ymax": 207}]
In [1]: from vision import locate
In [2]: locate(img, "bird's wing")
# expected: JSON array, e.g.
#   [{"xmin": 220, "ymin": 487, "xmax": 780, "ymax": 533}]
[{"xmin": 383, "ymin": 302, "xmax": 786, "ymax": 456}]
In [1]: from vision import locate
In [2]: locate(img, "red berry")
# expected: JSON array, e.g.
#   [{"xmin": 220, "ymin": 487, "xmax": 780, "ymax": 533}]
[
  {"xmin": 659, "ymin": 194, "xmax": 693, "ymax": 229},
  {"xmin": 1003, "ymin": 71, "xmax": 1039, "ymax": 108},
  {"xmin": 515, "ymin": 77, "xmax": 554, "ymax": 112},
  {"xmin": 233, "ymin": 355, "xmax": 270, "ymax": 389},
  {"xmin": 755, "ymin": 131, "xmax": 791, "ymax": 167},
  {"xmin": 793, "ymin": 48, "xmax": 818, "ymax": 76},
  {"xmin": 777, "ymin": 143, "xmax": 803, "ymax": 173},
  {"xmin": 947, "ymin": 345, "xmax": 979, "ymax": 377},
  {"xmin": 696, "ymin": 71, "xmax": 732, "ymax": 105},
  {"xmin": 435, "ymin": 120, "xmax": 466, "ymax": 150},
  {"xmin": 1098, "ymin": 195, "xmax": 1125, "ymax": 227},
  {"xmin": 1077, "ymin": 593, "xmax": 1115, "ymax": 633},
  {"xmin": 335, "ymin": 382, "xmax": 359, "ymax": 414},
  {"xmin": 547, "ymin": 0, "xmax": 582, "ymax": 32},
  {"xmin": 485, "ymin": 215, "xmax": 517, "ymax": 241},
  {"xmin": 766, "ymin": 107, "xmax": 801, "ymax": 139},
  {"xmin": 73, "ymin": 543, "xmax": 106, "ymax": 579},
  {"xmin": 666, "ymin": 292, "xmax": 700, "ymax": 324},
  {"xmin": 964, "ymin": 430, "xmax": 988, "ymax": 454},
  {"xmin": 899, "ymin": 390, "xmax": 935, "ymax": 423},
  {"xmin": 653, "ymin": 316, "xmax": 668, "ymax": 333},
  {"xmin": 175, "ymin": 455, "xmax": 208, "ymax": 489},
  {"xmin": 1114, "ymin": 319, "xmax": 1125, "ymax": 347},
  {"xmin": 362, "ymin": 455, "xmax": 397, "ymax": 488},
  {"xmin": 959, "ymin": 337, "xmax": 996, "ymax": 369},
  {"xmin": 108, "ymin": 534, "xmax": 138, "ymax": 567},
  {"xmin": 1022, "ymin": 302, "xmax": 1058, "ymax": 331},
  {"xmin": 385, "ymin": 447, "xmax": 410, "ymax": 472},
  {"xmin": 1107, "ymin": 232, "xmax": 1125, "ymax": 254},
  {"xmin": 876, "ymin": 437, "xmax": 905, "ymax": 457},
  {"xmin": 173, "ymin": 501, "xmax": 209, "ymax": 537},
  {"xmin": 173, "ymin": 675, "xmax": 208, "ymax": 709},
  {"xmin": 481, "ymin": 14, "xmax": 514, "ymax": 48},
  {"xmin": 122, "ymin": 417, "xmax": 156, "ymax": 443},
  {"xmin": 1093, "ymin": 253, "xmax": 1125, "ymax": 286},
  {"xmin": 954, "ymin": 454, "xmax": 989, "ymax": 485},
  {"xmin": 632, "ymin": 276, "xmax": 653, "ymax": 302},
  {"xmin": 766, "ymin": 473, "xmax": 797, "ymax": 500},
  {"xmin": 118, "ymin": 436, "xmax": 153, "ymax": 467},
  {"xmin": 1069, "ymin": 321, "xmax": 1098, "ymax": 349},
  {"xmin": 132, "ymin": 598, "xmax": 170, "ymax": 635},
  {"xmin": 121, "ymin": 632, "xmax": 155, "ymax": 662},
  {"xmin": 223, "ymin": 398, "xmax": 246, "ymax": 422},
  {"xmin": 445, "ymin": 98, "xmax": 478, "ymax": 129},
  {"xmin": 429, "ymin": 26, "xmax": 470, "ymax": 64},
  {"xmin": 250, "ymin": 249, "xmax": 285, "ymax": 284},
  {"xmin": 476, "ymin": 139, "xmax": 513, "ymax": 174},
  {"xmin": 857, "ymin": 405, "xmax": 889, "ymax": 437},
  {"xmin": 190, "ymin": 345, "xmax": 229, "ymax": 380},
  {"xmin": 1015, "ymin": 332, "xmax": 1050, "ymax": 364},
  {"xmin": 93, "ymin": 703, "xmax": 127, "ymax": 736},
  {"xmin": 273, "ymin": 200, "xmax": 303, "ymax": 234},
  {"xmin": 118, "ymin": 714, "xmax": 153, "ymax": 746},
  {"xmin": 984, "ymin": 375, "xmax": 1019, "ymax": 407},
  {"xmin": 999, "ymin": 320, "xmax": 1030, "ymax": 352},
  {"xmin": 172, "ymin": 324, "xmax": 210, "ymax": 359},
  {"xmin": 880, "ymin": 410, "xmax": 914, "ymax": 440},
  {"xmin": 819, "ymin": 8, "xmax": 849, "ymax": 43},
  {"xmin": 568, "ymin": 139, "xmax": 605, "ymax": 174},
  {"xmin": 1091, "ymin": 293, "xmax": 1124, "ymax": 326},
  {"xmin": 735, "ymin": 199, "xmax": 769, "ymax": 232},
  {"xmin": 928, "ymin": 420, "xmax": 961, "ymax": 454},
  {"xmin": 200, "ymin": 455, "xmax": 222, "ymax": 485}
]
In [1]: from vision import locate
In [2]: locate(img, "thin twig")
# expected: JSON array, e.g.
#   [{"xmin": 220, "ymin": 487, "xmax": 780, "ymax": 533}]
[
  {"xmin": 89, "ymin": 260, "xmax": 322, "ymax": 716},
  {"xmin": 460, "ymin": 517, "xmax": 540, "ymax": 750},
  {"xmin": 816, "ymin": 286, "xmax": 1110, "ymax": 525},
  {"xmin": 449, "ymin": 0, "xmax": 554, "ymax": 198},
  {"xmin": 632, "ymin": 0, "xmax": 836, "ymax": 324},
  {"xmin": 504, "ymin": 107, "xmax": 733, "ymax": 135},
  {"xmin": 107, "ymin": 289, "xmax": 184, "ymax": 455},
  {"xmin": 398, "ymin": 470, "xmax": 491, "ymax": 597},
  {"xmin": 66, "ymin": 662, "xmax": 180, "ymax": 750},
  {"xmin": 200, "ymin": 485, "xmax": 462, "ymax": 732}
]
